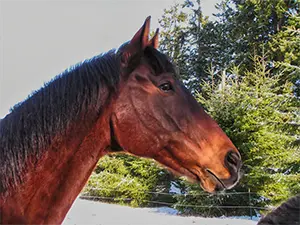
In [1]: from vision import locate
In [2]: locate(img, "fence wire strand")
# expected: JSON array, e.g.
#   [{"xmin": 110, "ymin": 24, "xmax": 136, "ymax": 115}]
[
  {"xmin": 83, "ymin": 186, "xmax": 289, "ymax": 198},
  {"xmin": 80, "ymin": 195, "xmax": 270, "ymax": 210}
]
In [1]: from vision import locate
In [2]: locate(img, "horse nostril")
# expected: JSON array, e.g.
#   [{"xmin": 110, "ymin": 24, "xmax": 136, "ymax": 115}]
[{"xmin": 225, "ymin": 150, "xmax": 241, "ymax": 170}]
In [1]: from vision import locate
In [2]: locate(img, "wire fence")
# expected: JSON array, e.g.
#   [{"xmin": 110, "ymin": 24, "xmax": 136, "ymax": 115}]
[
  {"xmin": 80, "ymin": 186, "xmax": 279, "ymax": 219},
  {"xmin": 80, "ymin": 195, "xmax": 269, "ymax": 210},
  {"xmin": 83, "ymin": 187, "xmax": 288, "ymax": 197}
]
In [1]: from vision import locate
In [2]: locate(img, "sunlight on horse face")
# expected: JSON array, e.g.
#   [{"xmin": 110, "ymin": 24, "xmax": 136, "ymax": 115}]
[{"xmin": 111, "ymin": 17, "xmax": 242, "ymax": 193}]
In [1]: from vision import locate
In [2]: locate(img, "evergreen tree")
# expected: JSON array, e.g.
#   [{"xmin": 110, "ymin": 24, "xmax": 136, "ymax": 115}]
[
  {"xmin": 174, "ymin": 55, "xmax": 299, "ymax": 216},
  {"xmin": 158, "ymin": 3, "xmax": 191, "ymax": 83},
  {"xmin": 215, "ymin": 0, "xmax": 300, "ymax": 94},
  {"xmin": 268, "ymin": 13, "xmax": 300, "ymax": 96},
  {"xmin": 198, "ymin": 55, "xmax": 299, "ymax": 212},
  {"xmin": 82, "ymin": 154, "xmax": 173, "ymax": 207},
  {"xmin": 159, "ymin": 0, "xmax": 299, "ymax": 94}
]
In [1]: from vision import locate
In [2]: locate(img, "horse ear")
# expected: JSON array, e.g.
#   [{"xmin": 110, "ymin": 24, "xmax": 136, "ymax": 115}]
[
  {"xmin": 121, "ymin": 16, "xmax": 151, "ymax": 65},
  {"xmin": 149, "ymin": 28, "xmax": 159, "ymax": 49},
  {"xmin": 130, "ymin": 16, "xmax": 151, "ymax": 49}
]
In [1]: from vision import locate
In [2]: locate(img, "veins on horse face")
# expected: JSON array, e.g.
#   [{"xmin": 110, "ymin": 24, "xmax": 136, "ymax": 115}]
[{"xmin": 109, "ymin": 116, "xmax": 123, "ymax": 152}]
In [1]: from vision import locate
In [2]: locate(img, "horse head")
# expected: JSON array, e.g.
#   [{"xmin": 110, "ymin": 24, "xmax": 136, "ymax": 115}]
[{"xmin": 110, "ymin": 17, "xmax": 242, "ymax": 193}]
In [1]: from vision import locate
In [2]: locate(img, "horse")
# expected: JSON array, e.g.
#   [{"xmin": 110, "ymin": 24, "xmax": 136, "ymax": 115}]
[
  {"xmin": 257, "ymin": 195, "xmax": 300, "ymax": 225},
  {"xmin": 0, "ymin": 17, "xmax": 242, "ymax": 224}
]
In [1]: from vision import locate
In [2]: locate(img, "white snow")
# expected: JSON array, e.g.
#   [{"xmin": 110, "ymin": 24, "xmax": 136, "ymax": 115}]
[
  {"xmin": 63, "ymin": 198, "xmax": 258, "ymax": 225},
  {"xmin": 169, "ymin": 181, "xmax": 182, "ymax": 194}
]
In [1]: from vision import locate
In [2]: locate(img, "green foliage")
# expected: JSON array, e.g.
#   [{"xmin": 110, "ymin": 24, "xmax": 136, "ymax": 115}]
[
  {"xmin": 159, "ymin": 0, "xmax": 219, "ymax": 91},
  {"xmin": 268, "ymin": 13, "xmax": 300, "ymax": 96},
  {"xmin": 215, "ymin": 0, "xmax": 299, "ymax": 66},
  {"xmin": 197, "ymin": 55, "xmax": 300, "ymax": 209},
  {"xmin": 215, "ymin": 0, "xmax": 300, "ymax": 95},
  {"xmin": 82, "ymin": 154, "xmax": 173, "ymax": 207},
  {"xmin": 172, "ymin": 55, "xmax": 299, "ymax": 216},
  {"xmin": 158, "ymin": 2, "xmax": 193, "ymax": 83},
  {"xmin": 172, "ymin": 179, "xmax": 252, "ymax": 216},
  {"xmin": 269, "ymin": 14, "xmax": 300, "ymax": 64},
  {"xmin": 159, "ymin": 0, "xmax": 300, "ymax": 94}
]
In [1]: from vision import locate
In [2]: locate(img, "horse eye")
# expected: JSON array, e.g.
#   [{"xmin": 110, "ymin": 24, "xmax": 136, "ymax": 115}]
[{"xmin": 159, "ymin": 82, "xmax": 173, "ymax": 92}]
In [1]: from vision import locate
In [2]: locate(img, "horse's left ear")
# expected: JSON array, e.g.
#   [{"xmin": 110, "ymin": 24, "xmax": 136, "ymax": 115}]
[
  {"xmin": 121, "ymin": 16, "xmax": 151, "ymax": 65},
  {"xmin": 149, "ymin": 28, "xmax": 159, "ymax": 49},
  {"xmin": 130, "ymin": 16, "xmax": 151, "ymax": 50}
]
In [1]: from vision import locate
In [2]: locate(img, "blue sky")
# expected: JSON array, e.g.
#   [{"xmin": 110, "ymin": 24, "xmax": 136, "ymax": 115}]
[{"xmin": 0, "ymin": 0, "xmax": 220, "ymax": 118}]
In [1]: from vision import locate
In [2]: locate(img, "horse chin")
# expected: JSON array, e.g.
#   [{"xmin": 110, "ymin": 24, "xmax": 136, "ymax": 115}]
[
  {"xmin": 203, "ymin": 176, "xmax": 226, "ymax": 193},
  {"xmin": 154, "ymin": 148, "xmax": 226, "ymax": 193},
  {"xmin": 187, "ymin": 168, "xmax": 227, "ymax": 194},
  {"xmin": 163, "ymin": 163, "xmax": 225, "ymax": 193}
]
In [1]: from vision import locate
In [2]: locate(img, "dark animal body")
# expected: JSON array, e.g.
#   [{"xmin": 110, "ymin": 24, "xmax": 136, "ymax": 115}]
[
  {"xmin": 0, "ymin": 17, "xmax": 242, "ymax": 224},
  {"xmin": 257, "ymin": 195, "xmax": 300, "ymax": 225}
]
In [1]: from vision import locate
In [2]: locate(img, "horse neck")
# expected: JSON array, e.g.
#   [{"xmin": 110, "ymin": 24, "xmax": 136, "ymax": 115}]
[{"xmin": 0, "ymin": 104, "xmax": 113, "ymax": 224}]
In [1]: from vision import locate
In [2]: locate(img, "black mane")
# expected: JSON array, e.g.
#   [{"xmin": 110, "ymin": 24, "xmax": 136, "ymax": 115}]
[
  {"xmin": 0, "ymin": 50, "xmax": 120, "ymax": 192},
  {"xmin": 0, "ymin": 45, "xmax": 175, "ymax": 193}
]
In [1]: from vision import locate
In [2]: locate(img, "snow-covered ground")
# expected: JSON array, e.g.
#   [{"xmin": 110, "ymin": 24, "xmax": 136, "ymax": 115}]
[{"xmin": 63, "ymin": 198, "xmax": 259, "ymax": 225}]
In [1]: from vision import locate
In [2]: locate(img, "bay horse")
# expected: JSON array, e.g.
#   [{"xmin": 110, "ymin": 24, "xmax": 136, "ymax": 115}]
[
  {"xmin": 257, "ymin": 195, "xmax": 300, "ymax": 225},
  {"xmin": 0, "ymin": 17, "xmax": 241, "ymax": 224}
]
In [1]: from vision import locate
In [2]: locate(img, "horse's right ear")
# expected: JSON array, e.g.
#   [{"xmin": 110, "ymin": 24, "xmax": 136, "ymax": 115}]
[{"xmin": 121, "ymin": 16, "xmax": 151, "ymax": 65}]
